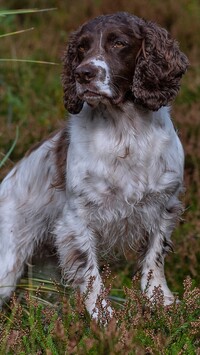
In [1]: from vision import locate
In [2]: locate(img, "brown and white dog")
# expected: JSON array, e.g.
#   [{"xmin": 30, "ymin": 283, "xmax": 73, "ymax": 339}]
[{"xmin": 0, "ymin": 12, "xmax": 188, "ymax": 318}]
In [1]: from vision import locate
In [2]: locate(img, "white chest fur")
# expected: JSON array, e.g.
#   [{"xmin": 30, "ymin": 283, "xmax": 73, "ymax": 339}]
[{"xmin": 67, "ymin": 103, "xmax": 183, "ymax": 206}]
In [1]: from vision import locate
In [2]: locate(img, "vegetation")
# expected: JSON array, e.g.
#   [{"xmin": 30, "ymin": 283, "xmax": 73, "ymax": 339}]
[
  {"xmin": 0, "ymin": 0, "xmax": 200, "ymax": 353},
  {"xmin": 0, "ymin": 275, "xmax": 200, "ymax": 354}
]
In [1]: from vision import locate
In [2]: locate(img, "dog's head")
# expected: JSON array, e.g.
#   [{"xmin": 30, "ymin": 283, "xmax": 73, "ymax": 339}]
[{"xmin": 62, "ymin": 12, "xmax": 188, "ymax": 114}]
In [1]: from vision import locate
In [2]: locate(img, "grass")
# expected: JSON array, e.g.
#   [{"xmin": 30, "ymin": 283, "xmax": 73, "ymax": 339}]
[{"xmin": 0, "ymin": 0, "xmax": 200, "ymax": 353}]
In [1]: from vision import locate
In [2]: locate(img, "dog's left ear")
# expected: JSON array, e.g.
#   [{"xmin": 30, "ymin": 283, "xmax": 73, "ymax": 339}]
[{"xmin": 132, "ymin": 21, "xmax": 189, "ymax": 111}]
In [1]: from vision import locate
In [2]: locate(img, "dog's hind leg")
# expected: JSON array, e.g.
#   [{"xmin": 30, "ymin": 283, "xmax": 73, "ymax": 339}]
[
  {"xmin": 0, "ymin": 154, "xmax": 61, "ymax": 305},
  {"xmin": 0, "ymin": 199, "xmax": 34, "ymax": 305}
]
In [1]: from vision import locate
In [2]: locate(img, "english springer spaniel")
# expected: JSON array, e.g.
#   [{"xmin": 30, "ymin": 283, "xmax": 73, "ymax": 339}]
[{"xmin": 0, "ymin": 12, "xmax": 188, "ymax": 317}]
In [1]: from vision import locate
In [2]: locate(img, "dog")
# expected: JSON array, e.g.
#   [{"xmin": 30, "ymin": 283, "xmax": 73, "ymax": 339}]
[{"xmin": 0, "ymin": 12, "xmax": 188, "ymax": 317}]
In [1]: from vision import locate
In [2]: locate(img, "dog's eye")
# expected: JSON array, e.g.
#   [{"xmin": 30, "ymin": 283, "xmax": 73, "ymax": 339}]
[
  {"xmin": 113, "ymin": 41, "xmax": 126, "ymax": 48},
  {"xmin": 78, "ymin": 45, "xmax": 86, "ymax": 53},
  {"xmin": 77, "ymin": 41, "xmax": 90, "ymax": 53}
]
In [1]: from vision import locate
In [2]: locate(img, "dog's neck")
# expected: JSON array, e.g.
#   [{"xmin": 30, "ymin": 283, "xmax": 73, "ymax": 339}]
[{"xmin": 74, "ymin": 101, "xmax": 164, "ymax": 133}]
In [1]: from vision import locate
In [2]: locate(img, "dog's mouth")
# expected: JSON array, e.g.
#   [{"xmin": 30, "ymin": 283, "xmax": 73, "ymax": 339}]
[
  {"xmin": 79, "ymin": 89, "xmax": 124, "ymax": 107},
  {"xmin": 79, "ymin": 90, "xmax": 110, "ymax": 106},
  {"xmin": 84, "ymin": 90, "xmax": 102, "ymax": 100}
]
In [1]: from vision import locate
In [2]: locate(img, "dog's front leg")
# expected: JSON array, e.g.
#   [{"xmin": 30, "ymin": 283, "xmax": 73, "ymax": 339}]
[
  {"xmin": 140, "ymin": 195, "xmax": 183, "ymax": 305},
  {"xmin": 55, "ymin": 207, "xmax": 112, "ymax": 319},
  {"xmin": 140, "ymin": 234, "xmax": 175, "ymax": 305}
]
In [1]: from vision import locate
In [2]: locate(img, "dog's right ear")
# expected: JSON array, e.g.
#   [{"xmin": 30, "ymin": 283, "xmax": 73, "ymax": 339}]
[{"xmin": 62, "ymin": 31, "xmax": 84, "ymax": 114}]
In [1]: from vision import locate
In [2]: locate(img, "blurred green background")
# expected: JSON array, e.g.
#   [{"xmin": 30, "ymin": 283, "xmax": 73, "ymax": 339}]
[{"xmin": 0, "ymin": 0, "xmax": 200, "ymax": 294}]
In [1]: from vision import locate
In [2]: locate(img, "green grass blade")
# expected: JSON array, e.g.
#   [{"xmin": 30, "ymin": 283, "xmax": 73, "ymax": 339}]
[
  {"xmin": 0, "ymin": 8, "xmax": 57, "ymax": 16},
  {"xmin": 0, "ymin": 59, "xmax": 59, "ymax": 65},
  {"xmin": 0, "ymin": 126, "xmax": 19, "ymax": 168},
  {"xmin": 0, "ymin": 27, "xmax": 34, "ymax": 38}
]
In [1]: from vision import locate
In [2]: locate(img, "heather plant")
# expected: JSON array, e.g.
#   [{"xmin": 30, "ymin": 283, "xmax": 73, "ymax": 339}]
[{"xmin": 0, "ymin": 274, "xmax": 199, "ymax": 354}]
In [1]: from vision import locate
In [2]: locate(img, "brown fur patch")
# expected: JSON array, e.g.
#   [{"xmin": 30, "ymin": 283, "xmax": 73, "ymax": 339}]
[
  {"xmin": 51, "ymin": 126, "xmax": 69, "ymax": 190},
  {"xmin": 68, "ymin": 249, "xmax": 89, "ymax": 270}
]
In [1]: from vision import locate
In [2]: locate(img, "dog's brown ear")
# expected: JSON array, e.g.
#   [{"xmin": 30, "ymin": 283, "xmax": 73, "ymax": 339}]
[
  {"xmin": 62, "ymin": 32, "xmax": 84, "ymax": 114},
  {"xmin": 132, "ymin": 21, "xmax": 189, "ymax": 111}
]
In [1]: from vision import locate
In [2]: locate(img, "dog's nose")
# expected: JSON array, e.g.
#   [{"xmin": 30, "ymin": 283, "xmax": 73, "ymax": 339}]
[{"xmin": 75, "ymin": 64, "xmax": 97, "ymax": 84}]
